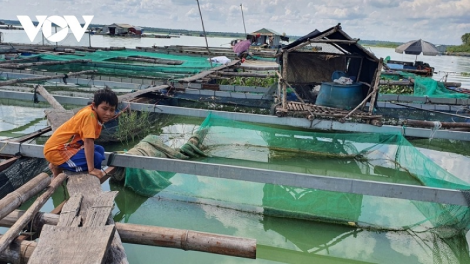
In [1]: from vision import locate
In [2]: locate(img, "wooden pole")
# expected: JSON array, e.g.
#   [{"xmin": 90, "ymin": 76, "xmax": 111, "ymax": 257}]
[
  {"xmin": 0, "ymin": 173, "xmax": 50, "ymax": 220},
  {"xmin": 368, "ymin": 58, "xmax": 383, "ymax": 114},
  {"xmin": 0, "ymin": 210, "xmax": 257, "ymax": 259},
  {"xmin": 0, "ymin": 70, "xmax": 96, "ymax": 86},
  {"xmin": 281, "ymin": 52, "xmax": 288, "ymax": 111},
  {"xmin": 0, "ymin": 234, "xmax": 36, "ymax": 264},
  {"xmin": 196, "ymin": 0, "xmax": 212, "ymax": 67},
  {"xmin": 0, "ymin": 59, "xmax": 90, "ymax": 69},
  {"xmin": 35, "ymin": 85, "xmax": 65, "ymax": 111},
  {"xmin": 0, "ymin": 173, "xmax": 67, "ymax": 253},
  {"xmin": 240, "ymin": 4, "xmax": 247, "ymax": 35},
  {"xmin": 216, "ymin": 72, "xmax": 274, "ymax": 78},
  {"xmin": 115, "ymin": 56, "xmax": 184, "ymax": 65}
]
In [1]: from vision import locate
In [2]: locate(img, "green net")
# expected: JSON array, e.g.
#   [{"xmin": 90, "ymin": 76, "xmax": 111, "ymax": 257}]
[
  {"xmin": 381, "ymin": 72, "xmax": 469, "ymax": 98},
  {"xmin": 118, "ymin": 113, "xmax": 470, "ymax": 234},
  {"xmin": 30, "ymin": 50, "xmax": 218, "ymax": 79}
]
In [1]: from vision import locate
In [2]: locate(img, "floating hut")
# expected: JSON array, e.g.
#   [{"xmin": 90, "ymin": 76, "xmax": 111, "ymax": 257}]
[
  {"xmin": 276, "ymin": 23, "xmax": 382, "ymax": 124},
  {"xmin": 101, "ymin": 23, "xmax": 143, "ymax": 37},
  {"xmin": 251, "ymin": 28, "xmax": 288, "ymax": 48}
]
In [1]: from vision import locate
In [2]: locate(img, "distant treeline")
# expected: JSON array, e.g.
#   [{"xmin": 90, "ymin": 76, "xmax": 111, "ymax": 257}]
[{"xmin": 359, "ymin": 40, "xmax": 401, "ymax": 48}]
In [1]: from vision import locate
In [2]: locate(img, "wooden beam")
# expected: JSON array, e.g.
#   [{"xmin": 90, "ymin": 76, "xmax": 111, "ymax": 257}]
[
  {"xmin": 368, "ymin": 58, "xmax": 384, "ymax": 114},
  {"xmin": 115, "ymin": 56, "xmax": 184, "ymax": 65},
  {"xmin": 284, "ymin": 26, "xmax": 339, "ymax": 53},
  {"xmin": 117, "ymin": 85, "xmax": 169, "ymax": 102},
  {"xmin": 179, "ymin": 60, "xmax": 240, "ymax": 83},
  {"xmin": 35, "ymin": 85, "xmax": 65, "ymax": 111},
  {"xmin": 0, "ymin": 173, "xmax": 67, "ymax": 253},
  {"xmin": 0, "ymin": 156, "xmax": 20, "ymax": 172},
  {"xmin": 0, "ymin": 59, "xmax": 90, "ymax": 69},
  {"xmin": 0, "ymin": 234, "xmax": 36, "ymax": 264},
  {"xmin": 0, "ymin": 70, "xmax": 96, "ymax": 87},
  {"xmin": 307, "ymin": 39, "xmax": 359, "ymax": 44},
  {"xmin": 0, "ymin": 173, "xmax": 50, "ymax": 220}
]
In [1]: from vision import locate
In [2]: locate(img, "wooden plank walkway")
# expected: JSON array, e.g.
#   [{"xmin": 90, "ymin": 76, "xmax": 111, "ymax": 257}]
[
  {"xmin": 28, "ymin": 173, "xmax": 128, "ymax": 264},
  {"xmin": 179, "ymin": 60, "xmax": 240, "ymax": 83}
]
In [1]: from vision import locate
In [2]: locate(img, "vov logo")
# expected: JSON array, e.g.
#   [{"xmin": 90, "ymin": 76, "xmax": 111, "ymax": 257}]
[{"xmin": 17, "ymin": 15, "xmax": 94, "ymax": 42}]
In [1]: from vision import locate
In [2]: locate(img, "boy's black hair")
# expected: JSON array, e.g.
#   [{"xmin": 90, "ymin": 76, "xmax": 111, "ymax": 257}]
[{"xmin": 93, "ymin": 87, "xmax": 118, "ymax": 107}]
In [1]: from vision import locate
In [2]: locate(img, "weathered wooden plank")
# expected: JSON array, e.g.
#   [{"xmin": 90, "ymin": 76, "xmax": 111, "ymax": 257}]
[
  {"xmin": 66, "ymin": 173, "xmax": 102, "ymax": 223},
  {"xmin": 0, "ymin": 156, "xmax": 20, "ymax": 172},
  {"xmin": 45, "ymin": 109, "xmax": 79, "ymax": 132},
  {"xmin": 66, "ymin": 173, "xmax": 129, "ymax": 264},
  {"xmin": 36, "ymin": 85, "xmax": 65, "ymax": 111},
  {"xmin": 117, "ymin": 85, "xmax": 169, "ymax": 102},
  {"xmin": 84, "ymin": 192, "xmax": 118, "ymax": 227},
  {"xmin": 57, "ymin": 193, "xmax": 82, "ymax": 227},
  {"xmin": 28, "ymin": 225, "xmax": 115, "ymax": 264},
  {"xmin": 0, "ymin": 173, "xmax": 66, "ymax": 253},
  {"xmin": 179, "ymin": 60, "xmax": 240, "ymax": 83}
]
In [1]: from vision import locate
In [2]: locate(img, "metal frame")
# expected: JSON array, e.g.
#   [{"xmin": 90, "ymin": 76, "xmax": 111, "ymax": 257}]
[
  {"xmin": 0, "ymin": 142, "xmax": 468, "ymax": 206},
  {"xmin": 2, "ymin": 90, "xmax": 470, "ymax": 141}
]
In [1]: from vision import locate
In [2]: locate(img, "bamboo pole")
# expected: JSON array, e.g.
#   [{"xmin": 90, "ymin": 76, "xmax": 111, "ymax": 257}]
[
  {"xmin": 0, "ymin": 173, "xmax": 50, "ymax": 220},
  {"xmin": 35, "ymin": 85, "xmax": 65, "ymax": 111},
  {"xmin": 0, "ymin": 210, "xmax": 257, "ymax": 259},
  {"xmin": 115, "ymin": 222, "xmax": 256, "ymax": 259},
  {"xmin": 0, "ymin": 70, "xmax": 96, "ymax": 86},
  {"xmin": 0, "ymin": 234, "xmax": 36, "ymax": 264},
  {"xmin": 115, "ymin": 56, "xmax": 184, "ymax": 65},
  {"xmin": 216, "ymin": 72, "xmax": 274, "ymax": 78},
  {"xmin": 368, "ymin": 58, "xmax": 383, "ymax": 114},
  {"xmin": 403, "ymin": 119, "xmax": 470, "ymax": 129},
  {"xmin": 0, "ymin": 59, "xmax": 90, "ymax": 69},
  {"xmin": 305, "ymin": 39, "xmax": 359, "ymax": 44},
  {"xmin": 0, "ymin": 173, "xmax": 67, "ymax": 253}
]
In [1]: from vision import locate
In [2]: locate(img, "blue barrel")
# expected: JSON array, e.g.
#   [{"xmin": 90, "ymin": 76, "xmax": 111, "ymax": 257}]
[{"xmin": 316, "ymin": 82, "xmax": 364, "ymax": 110}]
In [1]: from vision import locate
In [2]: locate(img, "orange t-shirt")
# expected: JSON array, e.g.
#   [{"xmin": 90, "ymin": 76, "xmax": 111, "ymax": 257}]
[{"xmin": 44, "ymin": 105, "xmax": 103, "ymax": 165}]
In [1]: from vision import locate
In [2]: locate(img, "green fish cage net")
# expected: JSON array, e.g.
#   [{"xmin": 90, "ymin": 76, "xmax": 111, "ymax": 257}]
[{"xmin": 118, "ymin": 113, "xmax": 470, "ymax": 235}]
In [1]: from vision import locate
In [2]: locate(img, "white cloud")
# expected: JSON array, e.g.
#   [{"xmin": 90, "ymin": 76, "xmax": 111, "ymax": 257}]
[{"xmin": 0, "ymin": 0, "xmax": 469, "ymax": 44}]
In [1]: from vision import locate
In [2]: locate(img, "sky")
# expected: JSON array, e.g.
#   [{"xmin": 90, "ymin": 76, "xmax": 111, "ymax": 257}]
[{"xmin": 0, "ymin": 0, "xmax": 469, "ymax": 45}]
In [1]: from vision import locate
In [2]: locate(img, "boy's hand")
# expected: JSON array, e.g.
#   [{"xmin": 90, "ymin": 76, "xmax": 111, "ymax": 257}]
[{"xmin": 88, "ymin": 168, "xmax": 104, "ymax": 178}]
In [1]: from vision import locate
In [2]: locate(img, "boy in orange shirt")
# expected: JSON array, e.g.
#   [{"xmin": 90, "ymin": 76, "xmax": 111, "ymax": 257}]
[{"xmin": 44, "ymin": 87, "xmax": 118, "ymax": 178}]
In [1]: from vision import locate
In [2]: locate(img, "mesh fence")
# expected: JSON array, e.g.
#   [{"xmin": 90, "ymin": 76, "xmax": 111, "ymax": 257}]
[
  {"xmin": 381, "ymin": 72, "xmax": 469, "ymax": 98},
  {"xmin": 118, "ymin": 113, "xmax": 470, "ymax": 234},
  {"xmin": 0, "ymin": 157, "xmax": 48, "ymax": 199},
  {"xmin": 27, "ymin": 50, "xmax": 217, "ymax": 79}
]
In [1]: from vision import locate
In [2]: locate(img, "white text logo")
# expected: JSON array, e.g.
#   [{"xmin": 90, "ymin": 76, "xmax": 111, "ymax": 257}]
[{"xmin": 17, "ymin": 15, "xmax": 94, "ymax": 42}]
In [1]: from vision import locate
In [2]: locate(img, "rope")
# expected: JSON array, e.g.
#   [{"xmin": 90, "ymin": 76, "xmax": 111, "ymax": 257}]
[{"xmin": 429, "ymin": 121, "xmax": 442, "ymax": 142}]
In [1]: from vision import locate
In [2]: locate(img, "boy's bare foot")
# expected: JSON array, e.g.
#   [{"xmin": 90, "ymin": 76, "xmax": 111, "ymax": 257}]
[{"xmin": 48, "ymin": 163, "xmax": 63, "ymax": 178}]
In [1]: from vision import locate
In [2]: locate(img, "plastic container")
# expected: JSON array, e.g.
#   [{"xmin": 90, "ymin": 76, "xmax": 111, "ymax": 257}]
[
  {"xmin": 331, "ymin": 71, "xmax": 346, "ymax": 81},
  {"xmin": 316, "ymin": 82, "xmax": 364, "ymax": 110}
]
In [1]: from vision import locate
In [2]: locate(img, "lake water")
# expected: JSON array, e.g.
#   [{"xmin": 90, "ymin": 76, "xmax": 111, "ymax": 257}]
[
  {"xmin": 2, "ymin": 29, "xmax": 470, "ymax": 263},
  {"xmin": 1, "ymin": 29, "xmax": 470, "ymax": 87}
]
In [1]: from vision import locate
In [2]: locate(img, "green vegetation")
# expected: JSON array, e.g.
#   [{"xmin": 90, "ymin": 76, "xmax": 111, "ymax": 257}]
[
  {"xmin": 115, "ymin": 110, "xmax": 153, "ymax": 144},
  {"xmin": 462, "ymin": 72, "xmax": 470, "ymax": 77},
  {"xmin": 360, "ymin": 40, "xmax": 401, "ymax": 48},
  {"xmin": 379, "ymin": 85, "xmax": 413, "ymax": 94},
  {"xmin": 218, "ymin": 76, "xmax": 278, "ymax": 87},
  {"xmin": 446, "ymin": 33, "xmax": 470, "ymax": 53}
]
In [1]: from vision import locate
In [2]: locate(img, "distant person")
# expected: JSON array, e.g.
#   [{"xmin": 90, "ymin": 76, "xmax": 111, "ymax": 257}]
[{"xmin": 43, "ymin": 87, "xmax": 118, "ymax": 178}]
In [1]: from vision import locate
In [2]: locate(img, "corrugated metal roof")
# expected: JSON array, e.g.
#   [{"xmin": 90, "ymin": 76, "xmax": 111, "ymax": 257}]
[
  {"xmin": 108, "ymin": 23, "xmax": 135, "ymax": 29},
  {"xmin": 251, "ymin": 28, "xmax": 282, "ymax": 36}
]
